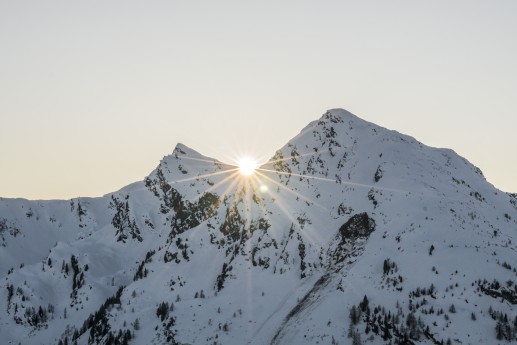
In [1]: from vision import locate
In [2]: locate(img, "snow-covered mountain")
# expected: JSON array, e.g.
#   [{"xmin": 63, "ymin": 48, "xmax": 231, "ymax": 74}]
[{"xmin": 1, "ymin": 109, "xmax": 516, "ymax": 345}]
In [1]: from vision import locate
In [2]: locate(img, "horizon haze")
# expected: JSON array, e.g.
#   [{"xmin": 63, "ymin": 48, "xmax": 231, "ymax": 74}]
[{"xmin": 1, "ymin": 1, "xmax": 516, "ymax": 199}]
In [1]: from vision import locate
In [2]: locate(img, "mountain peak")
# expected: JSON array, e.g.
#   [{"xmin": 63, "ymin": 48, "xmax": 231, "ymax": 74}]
[
  {"xmin": 162, "ymin": 143, "xmax": 219, "ymax": 166},
  {"xmin": 325, "ymin": 108, "xmax": 357, "ymax": 120},
  {"xmin": 172, "ymin": 143, "xmax": 206, "ymax": 158},
  {"xmin": 1, "ymin": 108, "xmax": 517, "ymax": 345},
  {"xmin": 296, "ymin": 108, "xmax": 379, "ymax": 140},
  {"xmin": 323, "ymin": 108, "xmax": 376, "ymax": 126}
]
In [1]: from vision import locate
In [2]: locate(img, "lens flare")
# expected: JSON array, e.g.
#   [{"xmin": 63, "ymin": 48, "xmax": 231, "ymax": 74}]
[{"xmin": 238, "ymin": 157, "xmax": 257, "ymax": 176}]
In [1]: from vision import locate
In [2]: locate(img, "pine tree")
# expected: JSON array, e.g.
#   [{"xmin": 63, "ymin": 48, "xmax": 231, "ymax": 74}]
[
  {"xmin": 350, "ymin": 305, "xmax": 359, "ymax": 325},
  {"xmin": 156, "ymin": 302, "xmax": 169, "ymax": 321},
  {"xmin": 348, "ymin": 323, "xmax": 355, "ymax": 338},
  {"xmin": 352, "ymin": 331, "xmax": 362, "ymax": 345},
  {"xmin": 382, "ymin": 316, "xmax": 390, "ymax": 340},
  {"xmin": 496, "ymin": 321, "xmax": 504, "ymax": 340},
  {"xmin": 449, "ymin": 304, "xmax": 456, "ymax": 313},
  {"xmin": 383, "ymin": 259, "xmax": 390, "ymax": 274},
  {"xmin": 360, "ymin": 295, "xmax": 369, "ymax": 312}
]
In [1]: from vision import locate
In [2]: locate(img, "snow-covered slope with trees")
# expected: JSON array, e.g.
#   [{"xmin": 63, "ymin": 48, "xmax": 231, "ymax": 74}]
[{"xmin": 1, "ymin": 109, "xmax": 517, "ymax": 345}]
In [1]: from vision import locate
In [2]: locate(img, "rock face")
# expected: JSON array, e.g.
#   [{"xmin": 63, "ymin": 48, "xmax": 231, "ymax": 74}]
[{"xmin": 1, "ymin": 108, "xmax": 517, "ymax": 345}]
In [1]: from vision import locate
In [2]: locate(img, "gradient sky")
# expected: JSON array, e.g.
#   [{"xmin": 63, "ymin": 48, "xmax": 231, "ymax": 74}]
[{"xmin": 1, "ymin": 1, "xmax": 516, "ymax": 200}]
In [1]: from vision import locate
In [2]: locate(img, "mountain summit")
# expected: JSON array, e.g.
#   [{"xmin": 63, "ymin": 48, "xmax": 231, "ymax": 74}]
[{"xmin": 1, "ymin": 109, "xmax": 516, "ymax": 345}]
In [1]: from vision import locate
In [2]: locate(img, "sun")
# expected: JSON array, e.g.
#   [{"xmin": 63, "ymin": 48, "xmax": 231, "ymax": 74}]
[{"xmin": 238, "ymin": 157, "xmax": 258, "ymax": 176}]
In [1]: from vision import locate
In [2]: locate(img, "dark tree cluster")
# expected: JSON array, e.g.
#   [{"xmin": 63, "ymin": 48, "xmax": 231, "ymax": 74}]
[
  {"xmin": 409, "ymin": 284, "xmax": 436, "ymax": 299},
  {"xmin": 133, "ymin": 261, "xmax": 148, "ymax": 281},
  {"xmin": 156, "ymin": 302, "xmax": 171, "ymax": 322},
  {"xmin": 477, "ymin": 278, "xmax": 517, "ymax": 305},
  {"xmin": 381, "ymin": 259, "xmax": 404, "ymax": 291},
  {"xmin": 133, "ymin": 250, "xmax": 156, "ymax": 281},
  {"xmin": 0, "ymin": 217, "xmax": 20, "ymax": 246},
  {"xmin": 489, "ymin": 306, "xmax": 517, "ymax": 341},
  {"xmin": 220, "ymin": 204, "xmax": 245, "ymax": 243},
  {"xmin": 110, "ymin": 195, "xmax": 143, "ymax": 242},
  {"xmin": 347, "ymin": 295, "xmax": 454, "ymax": 345},
  {"xmin": 215, "ymin": 262, "xmax": 232, "ymax": 291},
  {"xmin": 24, "ymin": 304, "xmax": 54, "ymax": 327},
  {"xmin": 62, "ymin": 286, "xmax": 125, "ymax": 345},
  {"xmin": 155, "ymin": 301, "xmax": 178, "ymax": 344},
  {"xmin": 383, "ymin": 258, "xmax": 398, "ymax": 275},
  {"xmin": 70, "ymin": 255, "xmax": 84, "ymax": 291}
]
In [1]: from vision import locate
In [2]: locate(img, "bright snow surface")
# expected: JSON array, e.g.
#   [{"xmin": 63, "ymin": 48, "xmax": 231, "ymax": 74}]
[{"xmin": 1, "ymin": 109, "xmax": 516, "ymax": 345}]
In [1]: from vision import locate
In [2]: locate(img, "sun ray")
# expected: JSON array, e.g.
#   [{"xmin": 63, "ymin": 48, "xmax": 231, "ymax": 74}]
[
  {"xmin": 256, "ymin": 168, "xmax": 337, "ymax": 183},
  {"xmin": 257, "ymin": 167, "xmax": 406, "ymax": 194},
  {"xmin": 153, "ymin": 149, "xmax": 409, "ymax": 270},
  {"xmin": 263, "ymin": 149, "xmax": 330, "ymax": 166},
  {"xmin": 260, "ymin": 186, "xmax": 321, "ymax": 247},
  {"xmin": 174, "ymin": 156, "xmax": 225, "ymax": 165},
  {"xmin": 254, "ymin": 171, "xmax": 327, "ymax": 210},
  {"xmin": 167, "ymin": 168, "xmax": 239, "ymax": 185},
  {"xmin": 183, "ymin": 170, "xmax": 241, "ymax": 204},
  {"xmin": 251, "ymin": 172, "xmax": 324, "ymax": 244},
  {"xmin": 217, "ymin": 173, "xmax": 246, "ymax": 203},
  {"xmin": 109, "ymin": 166, "xmax": 240, "ymax": 198},
  {"xmin": 203, "ymin": 171, "xmax": 241, "ymax": 195},
  {"xmin": 178, "ymin": 172, "xmax": 244, "ymax": 259},
  {"xmin": 336, "ymin": 180, "xmax": 406, "ymax": 194}
]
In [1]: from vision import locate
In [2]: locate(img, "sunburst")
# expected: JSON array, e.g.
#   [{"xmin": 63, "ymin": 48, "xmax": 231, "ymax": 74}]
[
  {"xmin": 152, "ymin": 146, "xmax": 405, "ymax": 259},
  {"xmin": 238, "ymin": 157, "xmax": 258, "ymax": 176}
]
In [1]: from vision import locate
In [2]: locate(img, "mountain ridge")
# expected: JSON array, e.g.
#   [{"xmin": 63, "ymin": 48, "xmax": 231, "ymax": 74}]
[{"xmin": 1, "ymin": 109, "xmax": 516, "ymax": 345}]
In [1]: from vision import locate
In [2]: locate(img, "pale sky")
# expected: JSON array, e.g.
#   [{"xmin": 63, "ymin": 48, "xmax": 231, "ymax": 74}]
[{"xmin": 1, "ymin": 1, "xmax": 516, "ymax": 200}]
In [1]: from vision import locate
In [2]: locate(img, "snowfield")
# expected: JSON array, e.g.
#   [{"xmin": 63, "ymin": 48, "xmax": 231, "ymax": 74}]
[{"xmin": 1, "ymin": 109, "xmax": 516, "ymax": 345}]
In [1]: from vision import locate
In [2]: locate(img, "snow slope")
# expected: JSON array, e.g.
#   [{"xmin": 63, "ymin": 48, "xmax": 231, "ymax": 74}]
[{"xmin": 1, "ymin": 109, "xmax": 516, "ymax": 345}]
